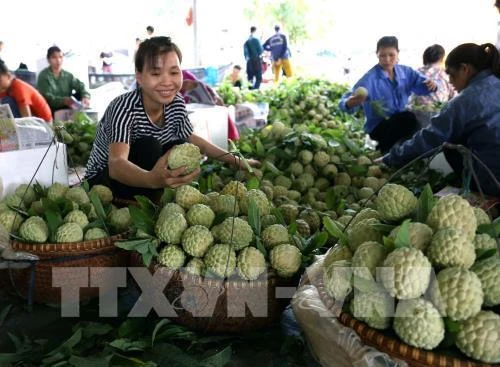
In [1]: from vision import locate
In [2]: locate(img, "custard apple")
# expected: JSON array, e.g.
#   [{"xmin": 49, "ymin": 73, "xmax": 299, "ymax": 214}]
[
  {"xmin": 313, "ymin": 151, "xmax": 330, "ymax": 167},
  {"xmin": 323, "ymin": 260, "xmax": 353, "ymax": 300},
  {"xmin": 380, "ymin": 247, "xmax": 431, "ymax": 299},
  {"xmin": 429, "ymin": 267, "xmax": 483, "ymax": 321},
  {"xmin": 185, "ymin": 258, "xmax": 205, "ymax": 276},
  {"xmin": 274, "ymin": 175, "xmax": 293, "ymax": 190},
  {"xmin": 393, "ymin": 298, "xmax": 444, "ymax": 350},
  {"xmin": 239, "ymin": 189, "xmax": 270, "ymax": 216},
  {"xmin": 426, "ymin": 228, "xmax": 475, "ymax": 269},
  {"xmin": 84, "ymin": 227, "xmax": 108, "ymax": 241},
  {"xmin": 109, "ymin": 207, "xmax": 132, "ymax": 234},
  {"xmin": 186, "ymin": 204, "xmax": 215, "ymax": 228},
  {"xmin": 211, "ymin": 217, "xmax": 253, "ymax": 251},
  {"xmin": 298, "ymin": 209, "xmax": 321, "ymax": 233},
  {"xmin": 19, "ymin": 216, "xmax": 48, "ymax": 243},
  {"xmin": 15, "ymin": 184, "xmax": 36, "ymax": 206},
  {"xmin": 289, "ymin": 161, "xmax": 304, "ymax": 176},
  {"xmin": 347, "ymin": 218, "xmax": 383, "ymax": 252},
  {"xmin": 46, "ymin": 182, "xmax": 68, "ymax": 200},
  {"xmin": 278, "ymin": 204, "xmax": 299, "ymax": 225},
  {"xmin": 298, "ymin": 150, "xmax": 313, "ymax": 165},
  {"xmin": 261, "ymin": 214, "xmax": 277, "ymax": 229},
  {"xmin": 350, "ymin": 290, "xmax": 393, "ymax": 330},
  {"xmin": 351, "ymin": 241, "xmax": 387, "ymax": 280},
  {"xmin": 237, "ymin": 246, "xmax": 266, "ymax": 280},
  {"xmin": 272, "ymin": 185, "xmax": 289, "ymax": 198},
  {"xmin": 295, "ymin": 219, "xmax": 310, "ymax": 237},
  {"xmin": 90, "ymin": 185, "xmax": 113, "ymax": 205},
  {"xmin": 158, "ymin": 203, "xmax": 185, "ymax": 221},
  {"xmin": 473, "ymin": 233, "xmax": 497, "ymax": 250},
  {"xmin": 155, "ymin": 212, "xmax": 187, "ymax": 245},
  {"xmin": 204, "ymin": 243, "xmax": 236, "ymax": 278},
  {"xmin": 335, "ymin": 173, "xmax": 352, "ymax": 187},
  {"xmin": 158, "ymin": 245, "xmax": 185, "ymax": 269},
  {"xmin": 221, "ymin": 181, "xmax": 247, "ymax": 201},
  {"xmin": 389, "ymin": 222, "xmax": 433, "ymax": 251},
  {"xmin": 168, "ymin": 143, "xmax": 202, "ymax": 174},
  {"xmin": 323, "ymin": 245, "xmax": 353, "ymax": 269},
  {"xmin": 375, "ymin": 184, "xmax": 417, "ymax": 222},
  {"xmin": 426, "ymin": 195, "xmax": 476, "ymax": 240},
  {"xmin": 322, "ymin": 164, "xmax": 338, "ymax": 179},
  {"xmin": 65, "ymin": 187, "xmax": 90, "ymax": 206},
  {"xmin": 64, "ymin": 210, "xmax": 89, "ymax": 229},
  {"xmin": 455, "ymin": 311, "xmax": 500, "ymax": 363},
  {"xmin": 2, "ymin": 194, "xmax": 24, "ymax": 210},
  {"xmin": 473, "ymin": 207, "xmax": 491, "ymax": 227},
  {"xmin": 269, "ymin": 244, "xmax": 302, "ymax": 278},
  {"xmin": 211, "ymin": 194, "xmax": 239, "ymax": 216},
  {"xmin": 175, "ymin": 185, "xmax": 207, "ymax": 209},
  {"xmin": 261, "ymin": 224, "xmax": 289, "ymax": 249},
  {"xmin": 181, "ymin": 225, "xmax": 213, "ymax": 257},
  {"xmin": 471, "ymin": 255, "xmax": 500, "ymax": 307},
  {"xmin": 0, "ymin": 209, "xmax": 24, "ymax": 233},
  {"xmin": 55, "ymin": 222, "xmax": 84, "ymax": 243}
]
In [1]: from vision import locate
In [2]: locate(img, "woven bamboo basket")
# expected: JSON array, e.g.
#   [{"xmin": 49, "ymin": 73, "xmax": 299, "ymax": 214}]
[
  {"xmin": 310, "ymin": 270, "xmax": 499, "ymax": 367},
  {"xmin": 0, "ymin": 234, "xmax": 128, "ymax": 305},
  {"xmin": 130, "ymin": 252, "xmax": 296, "ymax": 333}
]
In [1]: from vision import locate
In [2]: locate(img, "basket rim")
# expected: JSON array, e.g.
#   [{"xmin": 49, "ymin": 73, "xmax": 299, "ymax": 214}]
[
  {"xmin": 10, "ymin": 232, "xmax": 126, "ymax": 254},
  {"xmin": 310, "ymin": 269, "xmax": 498, "ymax": 367}
]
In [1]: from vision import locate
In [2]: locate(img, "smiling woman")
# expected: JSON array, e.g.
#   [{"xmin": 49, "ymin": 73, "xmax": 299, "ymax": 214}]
[{"xmin": 84, "ymin": 36, "xmax": 259, "ymax": 201}]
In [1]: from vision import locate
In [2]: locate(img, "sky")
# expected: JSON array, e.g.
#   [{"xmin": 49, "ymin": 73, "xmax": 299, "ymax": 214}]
[{"xmin": 0, "ymin": 0, "xmax": 498, "ymax": 81}]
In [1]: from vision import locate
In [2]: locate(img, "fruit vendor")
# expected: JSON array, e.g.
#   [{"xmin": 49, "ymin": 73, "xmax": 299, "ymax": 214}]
[
  {"xmin": 378, "ymin": 43, "xmax": 500, "ymax": 197},
  {"xmin": 36, "ymin": 46, "xmax": 91, "ymax": 114},
  {"xmin": 339, "ymin": 36, "xmax": 437, "ymax": 153},
  {"xmin": 84, "ymin": 36, "xmax": 258, "ymax": 201},
  {"xmin": 0, "ymin": 60, "xmax": 52, "ymax": 122}
]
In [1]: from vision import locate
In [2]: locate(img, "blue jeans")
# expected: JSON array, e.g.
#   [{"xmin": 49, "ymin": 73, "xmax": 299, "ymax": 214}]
[{"xmin": 0, "ymin": 96, "xmax": 21, "ymax": 117}]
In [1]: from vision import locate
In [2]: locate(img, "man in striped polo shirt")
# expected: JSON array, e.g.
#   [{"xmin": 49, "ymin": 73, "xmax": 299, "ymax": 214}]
[{"xmin": 85, "ymin": 36, "xmax": 258, "ymax": 200}]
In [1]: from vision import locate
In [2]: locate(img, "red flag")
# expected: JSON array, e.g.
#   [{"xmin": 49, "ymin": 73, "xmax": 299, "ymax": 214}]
[{"xmin": 186, "ymin": 7, "xmax": 193, "ymax": 26}]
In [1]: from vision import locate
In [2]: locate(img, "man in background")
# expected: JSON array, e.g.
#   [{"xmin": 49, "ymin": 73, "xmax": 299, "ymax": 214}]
[
  {"xmin": 243, "ymin": 26, "xmax": 263, "ymax": 90},
  {"xmin": 263, "ymin": 25, "xmax": 293, "ymax": 84}
]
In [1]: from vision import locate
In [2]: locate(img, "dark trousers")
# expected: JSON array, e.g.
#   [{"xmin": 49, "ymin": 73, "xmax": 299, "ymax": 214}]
[
  {"xmin": 87, "ymin": 137, "xmax": 186, "ymax": 201},
  {"xmin": 444, "ymin": 147, "xmax": 500, "ymax": 197},
  {"xmin": 246, "ymin": 58, "xmax": 262, "ymax": 90},
  {"xmin": 369, "ymin": 111, "xmax": 419, "ymax": 153}
]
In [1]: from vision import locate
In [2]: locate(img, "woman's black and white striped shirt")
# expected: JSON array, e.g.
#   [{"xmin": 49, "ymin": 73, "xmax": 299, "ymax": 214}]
[{"xmin": 85, "ymin": 89, "xmax": 193, "ymax": 179}]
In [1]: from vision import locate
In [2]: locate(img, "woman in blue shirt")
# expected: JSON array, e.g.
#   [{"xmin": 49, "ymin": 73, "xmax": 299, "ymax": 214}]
[
  {"xmin": 380, "ymin": 43, "xmax": 500, "ymax": 197},
  {"xmin": 339, "ymin": 36, "xmax": 437, "ymax": 152}
]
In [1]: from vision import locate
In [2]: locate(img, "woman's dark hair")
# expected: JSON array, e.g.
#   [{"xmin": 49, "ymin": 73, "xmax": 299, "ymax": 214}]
[
  {"xmin": 47, "ymin": 46, "xmax": 62, "ymax": 59},
  {"xmin": 423, "ymin": 44, "xmax": 445, "ymax": 65},
  {"xmin": 135, "ymin": 36, "xmax": 182, "ymax": 72},
  {"xmin": 376, "ymin": 36, "xmax": 399, "ymax": 52},
  {"xmin": 0, "ymin": 60, "xmax": 9, "ymax": 74},
  {"xmin": 446, "ymin": 43, "xmax": 500, "ymax": 77}
]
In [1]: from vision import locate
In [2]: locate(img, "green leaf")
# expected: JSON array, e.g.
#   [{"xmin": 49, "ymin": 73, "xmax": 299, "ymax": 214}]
[
  {"xmin": 323, "ymin": 217, "xmax": 347, "ymax": 244},
  {"xmin": 347, "ymin": 165, "xmax": 368, "ymax": 177},
  {"xmin": 129, "ymin": 205, "xmax": 155, "ymax": 235},
  {"xmin": 441, "ymin": 317, "xmax": 460, "ymax": 347},
  {"xmin": 369, "ymin": 223, "xmax": 395, "ymax": 234},
  {"xmin": 152, "ymin": 343, "xmax": 199, "ymax": 367},
  {"xmin": 69, "ymin": 355, "xmax": 112, "ymax": 367},
  {"xmin": 325, "ymin": 189, "xmax": 338, "ymax": 210},
  {"xmin": 151, "ymin": 319, "xmax": 171, "ymax": 347},
  {"xmin": 45, "ymin": 328, "xmax": 83, "ymax": 357},
  {"xmin": 44, "ymin": 209, "xmax": 63, "ymax": 243},
  {"xmin": 89, "ymin": 191, "xmax": 107, "ymax": 221},
  {"xmin": 262, "ymin": 160, "xmax": 283, "ymax": 175},
  {"xmin": 247, "ymin": 199, "xmax": 261, "ymax": 236},
  {"xmin": 7, "ymin": 332, "xmax": 22, "ymax": 352},
  {"xmin": 271, "ymin": 208, "xmax": 286, "ymax": 226},
  {"xmin": 288, "ymin": 222, "xmax": 297, "ymax": 235},
  {"xmin": 341, "ymin": 136, "xmax": 361, "ymax": 155},
  {"xmin": 382, "ymin": 236, "xmax": 395, "ymax": 252},
  {"xmin": 255, "ymin": 139, "xmax": 265, "ymax": 156},
  {"xmin": 0, "ymin": 305, "xmax": 12, "ymax": 329},
  {"xmin": 109, "ymin": 338, "xmax": 148, "ymax": 352},
  {"xmin": 416, "ymin": 184, "xmax": 435, "ymax": 223},
  {"xmin": 117, "ymin": 319, "xmax": 147, "ymax": 339},
  {"xmin": 302, "ymin": 231, "xmax": 328, "ymax": 255},
  {"xmin": 255, "ymin": 237, "xmax": 267, "ymax": 258},
  {"xmin": 476, "ymin": 248, "xmax": 497, "ymax": 261},
  {"xmin": 0, "ymin": 353, "xmax": 23, "ymax": 364},
  {"xmin": 239, "ymin": 142, "xmax": 253, "ymax": 153},
  {"xmin": 200, "ymin": 345, "xmax": 232, "ymax": 367},
  {"xmin": 78, "ymin": 321, "xmax": 114, "ymax": 339},
  {"xmin": 477, "ymin": 222, "xmax": 500, "ymax": 238},
  {"xmin": 159, "ymin": 188, "xmax": 176, "ymax": 206},
  {"xmin": 394, "ymin": 220, "xmax": 411, "ymax": 248},
  {"xmin": 134, "ymin": 196, "xmax": 158, "ymax": 218},
  {"xmin": 247, "ymin": 177, "xmax": 260, "ymax": 190},
  {"xmin": 115, "ymin": 239, "xmax": 152, "ymax": 252},
  {"xmin": 82, "ymin": 180, "xmax": 90, "ymax": 192}
]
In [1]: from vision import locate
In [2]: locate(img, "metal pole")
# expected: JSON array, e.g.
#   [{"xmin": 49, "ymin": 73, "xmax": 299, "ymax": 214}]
[{"xmin": 193, "ymin": 0, "xmax": 200, "ymax": 66}]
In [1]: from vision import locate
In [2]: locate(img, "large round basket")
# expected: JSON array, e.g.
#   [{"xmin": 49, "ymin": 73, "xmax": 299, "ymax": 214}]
[
  {"xmin": 309, "ymin": 270, "xmax": 499, "ymax": 367},
  {"xmin": 0, "ymin": 234, "xmax": 128, "ymax": 305},
  {"xmin": 130, "ymin": 252, "xmax": 296, "ymax": 333}
]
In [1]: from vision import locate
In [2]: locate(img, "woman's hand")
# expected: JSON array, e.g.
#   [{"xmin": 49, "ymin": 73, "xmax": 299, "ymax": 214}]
[
  {"xmin": 149, "ymin": 151, "xmax": 200, "ymax": 188},
  {"xmin": 81, "ymin": 97, "xmax": 91, "ymax": 108},
  {"xmin": 346, "ymin": 94, "xmax": 367, "ymax": 109},
  {"xmin": 424, "ymin": 79, "xmax": 438, "ymax": 92},
  {"xmin": 228, "ymin": 156, "xmax": 261, "ymax": 171}
]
